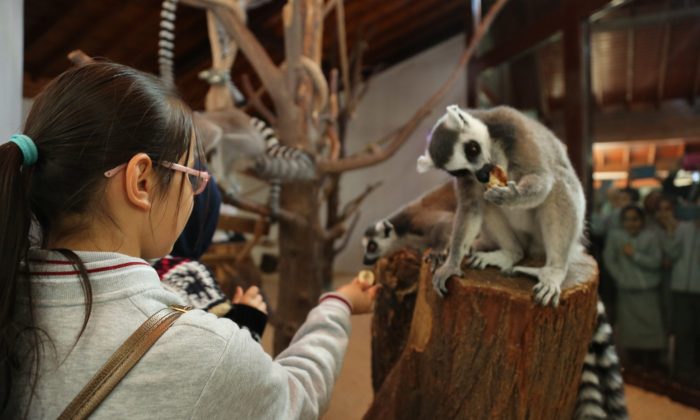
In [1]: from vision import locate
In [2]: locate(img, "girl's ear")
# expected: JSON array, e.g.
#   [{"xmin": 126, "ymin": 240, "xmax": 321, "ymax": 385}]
[{"xmin": 125, "ymin": 153, "xmax": 155, "ymax": 211}]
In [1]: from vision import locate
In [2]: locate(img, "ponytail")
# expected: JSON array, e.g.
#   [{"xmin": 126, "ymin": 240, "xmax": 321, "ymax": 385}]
[{"xmin": 0, "ymin": 140, "xmax": 34, "ymax": 407}]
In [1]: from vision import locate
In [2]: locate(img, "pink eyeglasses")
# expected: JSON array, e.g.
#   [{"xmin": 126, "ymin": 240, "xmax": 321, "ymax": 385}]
[{"xmin": 104, "ymin": 161, "xmax": 211, "ymax": 195}]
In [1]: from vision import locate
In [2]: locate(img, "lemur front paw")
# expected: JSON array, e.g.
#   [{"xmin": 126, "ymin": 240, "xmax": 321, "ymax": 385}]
[
  {"xmin": 424, "ymin": 250, "xmax": 448, "ymax": 273},
  {"xmin": 432, "ymin": 264, "xmax": 462, "ymax": 297},
  {"xmin": 532, "ymin": 266, "xmax": 566, "ymax": 307},
  {"xmin": 532, "ymin": 281, "xmax": 561, "ymax": 307},
  {"xmin": 468, "ymin": 250, "xmax": 516, "ymax": 272},
  {"xmin": 483, "ymin": 181, "xmax": 518, "ymax": 206}
]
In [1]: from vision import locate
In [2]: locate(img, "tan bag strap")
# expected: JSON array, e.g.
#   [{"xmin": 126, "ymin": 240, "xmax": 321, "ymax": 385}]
[{"xmin": 58, "ymin": 304, "xmax": 191, "ymax": 420}]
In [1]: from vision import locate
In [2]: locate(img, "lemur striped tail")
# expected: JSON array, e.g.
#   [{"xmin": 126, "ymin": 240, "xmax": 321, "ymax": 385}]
[
  {"xmin": 250, "ymin": 117, "xmax": 316, "ymax": 181},
  {"xmin": 574, "ymin": 300, "xmax": 628, "ymax": 420},
  {"xmin": 159, "ymin": 0, "xmax": 178, "ymax": 87},
  {"xmin": 247, "ymin": 117, "xmax": 316, "ymax": 220}
]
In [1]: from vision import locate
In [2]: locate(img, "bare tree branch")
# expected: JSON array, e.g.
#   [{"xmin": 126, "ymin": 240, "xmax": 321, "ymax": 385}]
[
  {"xmin": 323, "ymin": 0, "xmax": 338, "ymax": 18},
  {"xmin": 346, "ymin": 39, "xmax": 370, "ymax": 117},
  {"xmin": 67, "ymin": 49, "xmax": 94, "ymax": 66},
  {"xmin": 325, "ymin": 69, "xmax": 341, "ymax": 160},
  {"xmin": 283, "ymin": 0, "xmax": 303, "ymax": 94},
  {"xmin": 317, "ymin": 0, "xmax": 509, "ymax": 174},
  {"xmin": 339, "ymin": 181, "xmax": 382, "ymax": 223},
  {"xmin": 241, "ymin": 74, "xmax": 277, "ymax": 124},
  {"xmin": 218, "ymin": 186, "xmax": 307, "ymax": 227},
  {"xmin": 319, "ymin": 181, "xmax": 380, "ymax": 242},
  {"xmin": 335, "ymin": 0, "xmax": 351, "ymax": 103},
  {"xmin": 333, "ymin": 211, "xmax": 360, "ymax": 256},
  {"xmin": 321, "ymin": 221, "xmax": 346, "ymax": 242},
  {"xmin": 182, "ymin": 0, "xmax": 295, "ymax": 117}
]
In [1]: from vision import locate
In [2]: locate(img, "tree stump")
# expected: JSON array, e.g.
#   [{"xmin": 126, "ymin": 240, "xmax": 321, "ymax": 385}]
[
  {"xmin": 366, "ymin": 255, "xmax": 599, "ymax": 420},
  {"xmin": 371, "ymin": 249, "xmax": 422, "ymax": 392}
]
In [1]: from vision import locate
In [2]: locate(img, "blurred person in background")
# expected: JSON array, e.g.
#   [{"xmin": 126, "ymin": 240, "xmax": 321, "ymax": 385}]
[
  {"xmin": 604, "ymin": 205, "xmax": 666, "ymax": 370},
  {"xmin": 658, "ymin": 195, "xmax": 700, "ymax": 385}
]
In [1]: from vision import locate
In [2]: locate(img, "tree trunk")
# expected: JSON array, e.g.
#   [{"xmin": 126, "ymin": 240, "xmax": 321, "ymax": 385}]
[
  {"xmin": 371, "ymin": 249, "xmax": 422, "ymax": 392},
  {"xmin": 365, "ymin": 256, "xmax": 599, "ymax": 420},
  {"xmin": 274, "ymin": 182, "xmax": 324, "ymax": 355},
  {"xmin": 274, "ymin": 0, "xmax": 325, "ymax": 355}
]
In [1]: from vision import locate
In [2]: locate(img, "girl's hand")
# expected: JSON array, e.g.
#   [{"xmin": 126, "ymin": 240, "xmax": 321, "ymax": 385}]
[
  {"xmin": 335, "ymin": 277, "xmax": 381, "ymax": 315},
  {"xmin": 622, "ymin": 243, "xmax": 634, "ymax": 257},
  {"xmin": 233, "ymin": 286, "xmax": 268, "ymax": 314}
]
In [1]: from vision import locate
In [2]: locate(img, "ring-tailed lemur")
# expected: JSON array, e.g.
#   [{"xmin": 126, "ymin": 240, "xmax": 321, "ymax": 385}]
[
  {"xmin": 362, "ymin": 181, "xmax": 456, "ymax": 265},
  {"xmin": 248, "ymin": 117, "xmax": 316, "ymax": 217},
  {"xmin": 159, "ymin": 0, "xmax": 244, "ymax": 104},
  {"xmin": 194, "ymin": 112, "xmax": 316, "ymax": 219},
  {"xmin": 158, "ymin": 0, "xmax": 178, "ymax": 88},
  {"xmin": 417, "ymin": 105, "xmax": 586, "ymax": 307},
  {"xmin": 575, "ymin": 300, "xmax": 628, "ymax": 420}
]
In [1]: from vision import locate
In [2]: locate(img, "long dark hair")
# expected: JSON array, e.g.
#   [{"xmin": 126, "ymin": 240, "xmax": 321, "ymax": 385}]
[{"xmin": 0, "ymin": 62, "xmax": 195, "ymax": 408}]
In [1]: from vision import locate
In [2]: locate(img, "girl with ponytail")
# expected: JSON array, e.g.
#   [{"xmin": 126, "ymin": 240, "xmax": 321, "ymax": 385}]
[{"xmin": 1, "ymin": 62, "xmax": 377, "ymax": 419}]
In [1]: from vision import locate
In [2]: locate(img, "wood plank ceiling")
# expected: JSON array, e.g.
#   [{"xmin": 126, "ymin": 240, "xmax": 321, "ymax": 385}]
[
  {"xmin": 24, "ymin": 0, "xmax": 466, "ymax": 109},
  {"xmin": 24, "ymin": 0, "xmax": 700, "ymax": 114}
]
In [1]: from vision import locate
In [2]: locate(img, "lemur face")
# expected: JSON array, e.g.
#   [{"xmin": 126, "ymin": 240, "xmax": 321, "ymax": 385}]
[
  {"xmin": 417, "ymin": 105, "xmax": 493, "ymax": 182},
  {"xmin": 362, "ymin": 219, "xmax": 397, "ymax": 265}
]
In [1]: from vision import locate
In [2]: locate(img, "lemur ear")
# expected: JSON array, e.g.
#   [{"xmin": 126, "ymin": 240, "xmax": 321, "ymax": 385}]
[
  {"xmin": 382, "ymin": 220, "xmax": 394, "ymax": 237},
  {"xmin": 446, "ymin": 105, "xmax": 465, "ymax": 129},
  {"xmin": 417, "ymin": 154, "xmax": 434, "ymax": 173}
]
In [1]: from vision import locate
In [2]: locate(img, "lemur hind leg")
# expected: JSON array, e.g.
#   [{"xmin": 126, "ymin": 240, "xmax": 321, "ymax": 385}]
[
  {"xmin": 514, "ymin": 191, "xmax": 582, "ymax": 307},
  {"xmin": 469, "ymin": 207, "xmax": 524, "ymax": 273}
]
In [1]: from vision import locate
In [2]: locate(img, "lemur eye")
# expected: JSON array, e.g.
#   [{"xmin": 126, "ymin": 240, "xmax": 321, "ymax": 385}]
[
  {"xmin": 464, "ymin": 140, "xmax": 481, "ymax": 162},
  {"xmin": 367, "ymin": 242, "xmax": 377, "ymax": 252}
]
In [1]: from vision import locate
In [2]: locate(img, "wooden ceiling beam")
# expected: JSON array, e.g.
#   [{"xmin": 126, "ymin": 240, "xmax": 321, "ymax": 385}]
[
  {"xmin": 88, "ymin": 3, "xmax": 164, "ymax": 71},
  {"xmin": 593, "ymin": 33, "xmax": 604, "ymax": 109},
  {"xmin": 478, "ymin": 0, "xmax": 614, "ymax": 71},
  {"xmin": 591, "ymin": 6, "xmax": 700, "ymax": 32},
  {"xmin": 25, "ymin": 0, "xmax": 121, "ymax": 73},
  {"xmin": 693, "ymin": 45, "xmax": 700, "ymax": 106},
  {"xmin": 657, "ymin": 22, "xmax": 671, "ymax": 108},
  {"xmin": 465, "ymin": 0, "xmax": 480, "ymax": 108},
  {"xmin": 364, "ymin": 0, "xmax": 464, "ymax": 65},
  {"xmin": 625, "ymin": 28, "xmax": 634, "ymax": 108},
  {"xmin": 321, "ymin": 0, "xmax": 410, "ymax": 52},
  {"xmin": 324, "ymin": 0, "xmax": 445, "ymax": 56},
  {"xmin": 563, "ymin": 5, "xmax": 592, "ymax": 198},
  {"xmin": 535, "ymin": 51, "xmax": 551, "ymax": 122}
]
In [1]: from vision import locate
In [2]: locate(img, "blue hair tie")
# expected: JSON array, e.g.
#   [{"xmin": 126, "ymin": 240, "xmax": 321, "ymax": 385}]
[{"xmin": 9, "ymin": 134, "xmax": 38, "ymax": 166}]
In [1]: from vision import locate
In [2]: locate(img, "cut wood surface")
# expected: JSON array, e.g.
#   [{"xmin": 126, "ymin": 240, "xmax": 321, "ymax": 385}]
[
  {"xmin": 366, "ymin": 252, "xmax": 599, "ymax": 420},
  {"xmin": 370, "ymin": 249, "xmax": 422, "ymax": 392}
]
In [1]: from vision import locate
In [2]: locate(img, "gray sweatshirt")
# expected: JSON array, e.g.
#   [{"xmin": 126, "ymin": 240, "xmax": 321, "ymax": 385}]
[
  {"xmin": 661, "ymin": 221, "xmax": 700, "ymax": 293},
  {"xmin": 603, "ymin": 228, "xmax": 662, "ymax": 290},
  {"xmin": 9, "ymin": 250, "xmax": 351, "ymax": 419}
]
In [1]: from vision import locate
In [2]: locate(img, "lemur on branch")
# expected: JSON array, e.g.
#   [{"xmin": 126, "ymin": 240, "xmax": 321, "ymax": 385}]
[{"xmin": 417, "ymin": 105, "xmax": 586, "ymax": 307}]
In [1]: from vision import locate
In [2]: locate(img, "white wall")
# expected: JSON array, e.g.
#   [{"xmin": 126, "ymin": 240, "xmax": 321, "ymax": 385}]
[
  {"xmin": 334, "ymin": 35, "xmax": 467, "ymax": 273},
  {"xmin": 0, "ymin": 0, "xmax": 23, "ymax": 141}
]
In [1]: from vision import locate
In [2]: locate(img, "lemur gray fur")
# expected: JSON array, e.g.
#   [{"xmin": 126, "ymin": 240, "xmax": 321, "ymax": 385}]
[
  {"xmin": 362, "ymin": 195, "xmax": 627, "ymax": 419},
  {"xmin": 417, "ymin": 105, "xmax": 586, "ymax": 307},
  {"xmin": 362, "ymin": 181, "xmax": 456, "ymax": 266},
  {"xmin": 194, "ymin": 111, "xmax": 315, "ymax": 219}
]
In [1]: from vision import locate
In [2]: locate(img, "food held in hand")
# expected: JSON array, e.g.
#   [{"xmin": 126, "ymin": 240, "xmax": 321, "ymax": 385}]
[
  {"xmin": 487, "ymin": 165, "xmax": 508, "ymax": 189},
  {"xmin": 358, "ymin": 270, "xmax": 375, "ymax": 286}
]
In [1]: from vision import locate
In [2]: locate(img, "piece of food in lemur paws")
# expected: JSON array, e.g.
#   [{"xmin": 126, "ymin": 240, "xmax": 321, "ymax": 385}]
[
  {"xmin": 358, "ymin": 270, "xmax": 375, "ymax": 286},
  {"xmin": 487, "ymin": 165, "xmax": 508, "ymax": 189}
]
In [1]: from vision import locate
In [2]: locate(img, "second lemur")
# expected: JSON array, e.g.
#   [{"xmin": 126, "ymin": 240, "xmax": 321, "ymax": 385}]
[{"xmin": 362, "ymin": 181, "xmax": 456, "ymax": 265}]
